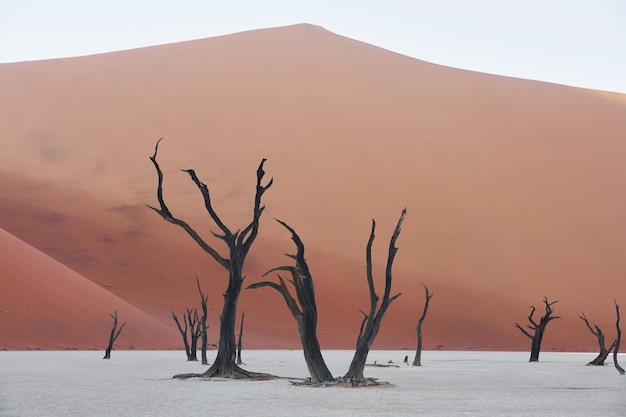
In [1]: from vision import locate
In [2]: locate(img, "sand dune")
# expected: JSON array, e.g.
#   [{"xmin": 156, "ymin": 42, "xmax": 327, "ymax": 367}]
[
  {"xmin": 1, "ymin": 24, "xmax": 626, "ymax": 351},
  {"xmin": 0, "ymin": 227, "xmax": 180, "ymax": 350}
]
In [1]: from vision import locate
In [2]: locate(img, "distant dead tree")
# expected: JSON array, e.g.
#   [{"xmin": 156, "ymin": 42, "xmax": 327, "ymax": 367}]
[
  {"xmin": 236, "ymin": 310, "xmax": 245, "ymax": 365},
  {"xmin": 172, "ymin": 307, "xmax": 202, "ymax": 361},
  {"xmin": 248, "ymin": 219, "xmax": 335, "ymax": 384},
  {"xmin": 195, "ymin": 276, "xmax": 209, "ymax": 365},
  {"xmin": 148, "ymin": 138, "xmax": 272, "ymax": 379},
  {"xmin": 413, "ymin": 284, "xmax": 433, "ymax": 366},
  {"xmin": 103, "ymin": 310, "xmax": 127, "ymax": 359},
  {"xmin": 514, "ymin": 297, "xmax": 560, "ymax": 362},
  {"xmin": 613, "ymin": 301, "xmax": 625, "ymax": 375},
  {"xmin": 343, "ymin": 208, "xmax": 407, "ymax": 385},
  {"xmin": 579, "ymin": 312, "xmax": 616, "ymax": 366}
]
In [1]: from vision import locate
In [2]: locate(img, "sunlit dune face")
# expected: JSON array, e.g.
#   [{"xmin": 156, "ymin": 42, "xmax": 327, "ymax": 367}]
[{"xmin": 1, "ymin": 25, "xmax": 625, "ymax": 351}]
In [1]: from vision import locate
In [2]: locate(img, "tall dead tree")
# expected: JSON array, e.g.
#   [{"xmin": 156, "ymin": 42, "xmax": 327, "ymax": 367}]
[
  {"xmin": 413, "ymin": 284, "xmax": 433, "ymax": 366},
  {"xmin": 103, "ymin": 310, "xmax": 127, "ymax": 359},
  {"xmin": 579, "ymin": 312, "xmax": 616, "ymax": 366},
  {"xmin": 172, "ymin": 307, "xmax": 202, "ymax": 361},
  {"xmin": 514, "ymin": 297, "xmax": 560, "ymax": 362},
  {"xmin": 148, "ymin": 138, "xmax": 272, "ymax": 378},
  {"xmin": 196, "ymin": 276, "xmax": 209, "ymax": 365},
  {"xmin": 613, "ymin": 301, "xmax": 625, "ymax": 375},
  {"xmin": 248, "ymin": 219, "xmax": 335, "ymax": 384},
  {"xmin": 236, "ymin": 310, "xmax": 245, "ymax": 365},
  {"xmin": 343, "ymin": 208, "xmax": 406, "ymax": 384}
]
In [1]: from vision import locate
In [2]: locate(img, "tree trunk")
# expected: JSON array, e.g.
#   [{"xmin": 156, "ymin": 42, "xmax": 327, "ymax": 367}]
[
  {"xmin": 196, "ymin": 276, "xmax": 209, "ymax": 365},
  {"xmin": 613, "ymin": 301, "xmax": 625, "ymax": 375},
  {"xmin": 248, "ymin": 219, "xmax": 334, "ymax": 384},
  {"xmin": 413, "ymin": 284, "xmax": 433, "ymax": 366},
  {"xmin": 529, "ymin": 327, "xmax": 544, "ymax": 362},
  {"xmin": 297, "ymin": 283, "xmax": 334, "ymax": 383},
  {"xmin": 202, "ymin": 274, "xmax": 242, "ymax": 377},
  {"xmin": 236, "ymin": 310, "xmax": 245, "ymax": 365}
]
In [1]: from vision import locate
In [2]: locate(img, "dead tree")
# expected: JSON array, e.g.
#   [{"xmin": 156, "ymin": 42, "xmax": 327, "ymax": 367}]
[
  {"xmin": 148, "ymin": 138, "xmax": 272, "ymax": 378},
  {"xmin": 413, "ymin": 284, "xmax": 433, "ymax": 366},
  {"xmin": 196, "ymin": 276, "xmax": 209, "ymax": 365},
  {"xmin": 514, "ymin": 297, "xmax": 560, "ymax": 362},
  {"xmin": 579, "ymin": 312, "xmax": 616, "ymax": 366},
  {"xmin": 343, "ymin": 208, "xmax": 406, "ymax": 384},
  {"xmin": 613, "ymin": 301, "xmax": 625, "ymax": 375},
  {"xmin": 103, "ymin": 310, "xmax": 127, "ymax": 359},
  {"xmin": 172, "ymin": 307, "xmax": 202, "ymax": 361},
  {"xmin": 248, "ymin": 219, "xmax": 335, "ymax": 384},
  {"xmin": 236, "ymin": 310, "xmax": 245, "ymax": 365},
  {"xmin": 172, "ymin": 310, "xmax": 190, "ymax": 358}
]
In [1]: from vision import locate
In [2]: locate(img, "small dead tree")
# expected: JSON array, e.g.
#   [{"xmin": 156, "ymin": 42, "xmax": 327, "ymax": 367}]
[
  {"xmin": 613, "ymin": 301, "xmax": 625, "ymax": 375},
  {"xmin": 248, "ymin": 219, "xmax": 335, "ymax": 384},
  {"xmin": 514, "ymin": 297, "xmax": 560, "ymax": 362},
  {"xmin": 236, "ymin": 310, "xmax": 245, "ymax": 365},
  {"xmin": 579, "ymin": 312, "xmax": 616, "ymax": 366},
  {"xmin": 103, "ymin": 310, "xmax": 127, "ymax": 359},
  {"xmin": 172, "ymin": 307, "xmax": 202, "ymax": 361},
  {"xmin": 413, "ymin": 284, "xmax": 433, "ymax": 366},
  {"xmin": 149, "ymin": 138, "xmax": 272, "ymax": 378},
  {"xmin": 196, "ymin": 276, "xmax": 209, "ymax": 365},
  {"xmin": 343, "ymin": 208, "xmax": 407, "ymax": 384}
]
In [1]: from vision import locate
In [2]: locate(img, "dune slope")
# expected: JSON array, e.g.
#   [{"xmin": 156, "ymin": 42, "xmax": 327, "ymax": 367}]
[{"xmin": 1, "ymin": 24, "xmax": 626, "ymax": 351}]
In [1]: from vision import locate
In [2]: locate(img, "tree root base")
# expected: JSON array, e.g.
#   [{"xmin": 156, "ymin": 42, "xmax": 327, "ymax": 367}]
[
  {"xmin": 173, "ymin": 364, "xmax": 276, "ymax": 380},
  {"xmin": 289, "ymin": 377, "xmax": 393, "ymax": 388}
]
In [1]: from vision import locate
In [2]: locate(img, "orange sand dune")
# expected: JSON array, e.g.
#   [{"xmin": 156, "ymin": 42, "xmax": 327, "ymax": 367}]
[
  {"xmin": 1, "ymin": 24, "xmax": 626, "ymax": 351},
  {"xmin": 0, "ymin": 227, "xmax": 180, "ymax": 350}
]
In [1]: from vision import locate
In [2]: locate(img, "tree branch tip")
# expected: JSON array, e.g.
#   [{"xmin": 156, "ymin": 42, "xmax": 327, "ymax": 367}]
[{"xmin": 151, "ymin": 137, "xmax": 164, "ymax": 158}]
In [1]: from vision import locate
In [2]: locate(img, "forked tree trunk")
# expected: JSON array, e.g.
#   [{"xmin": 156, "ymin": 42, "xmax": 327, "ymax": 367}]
[
  {"xmin": 149, "ymin": 138, "xmax": 272, "ymax": 379},
  {"xmin": 343, "ymin": 209, "xmax": 406, "ymax": 384},
  {"xmin": 187, "ymin": 308, "xmax": 201, "ymax": 361},
  {"xmin": 579, "ymin": 312, "xmax": 616, "ymax": 366},
  {"xmin": 103, "ymin": 311, "xmax": 127, "ymax": 359},
  {"xmin": 514, "ymin": 297, "xmax": 560, "ymax": 362},
  {"xmin": 172, "ymin": 307, "xmax": 202, "ymax": 361},
  {"xmin": 413, "ymin": 284, "xmax": 433, "ymax": 366},
  {"xmin": 248, "ymin": 219, "xmax": 334, "ymax": 384},
  {"xmin": 172, "ymin": 310, "xmax": 192, "ymax": 360}
]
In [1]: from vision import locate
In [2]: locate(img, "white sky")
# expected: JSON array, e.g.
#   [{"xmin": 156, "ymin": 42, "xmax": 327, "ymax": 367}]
[{"xmin": 1, "ymin": 0, "xmax": 625, "ymax": 93}]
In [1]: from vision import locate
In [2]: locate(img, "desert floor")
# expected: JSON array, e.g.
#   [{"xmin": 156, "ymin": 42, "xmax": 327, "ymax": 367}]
[{"xmin": 1, "ymin": 350, "xmax": 623, "ymax": 416}]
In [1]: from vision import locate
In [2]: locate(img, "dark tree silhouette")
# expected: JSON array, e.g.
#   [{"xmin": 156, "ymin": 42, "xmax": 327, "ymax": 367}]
[
  {"xmin": 236, "ymin": 310, "xmax": 245, "ymax": 365},
  {"xmin": 579, "ymin": 312, "xmax": 616, "ymax": 366},
  {"xmin": 172, "ymin": 307, "xmax": 202, "ymax": 361},
  {"xmin": 148, "ymin": 138, "xmax": 273, "ymax": 378},
  {"xmin": 514, "ymin": 297, "xmax": 560, "ymax": 362},
  {"xmin": 248, "ymin": 219, "xmax": 335, "ymax": 384},
  {"xmin": 103, "ymin": 310, "xmax": 127, "ymax": 359},
  {"xmin": 343, "ymin": 208, "xmax": 406, "ymax": 384},
  {"xmin": 195, "ymin": 276, "xmax": 209, "ymax": 365},
  {"xmin": 613, "ymin": 301, "xmax": 625, "ymax": 375},
  {"xmin": 413, "ymin": 284, "xmax": 433, "ymax": 366}
]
